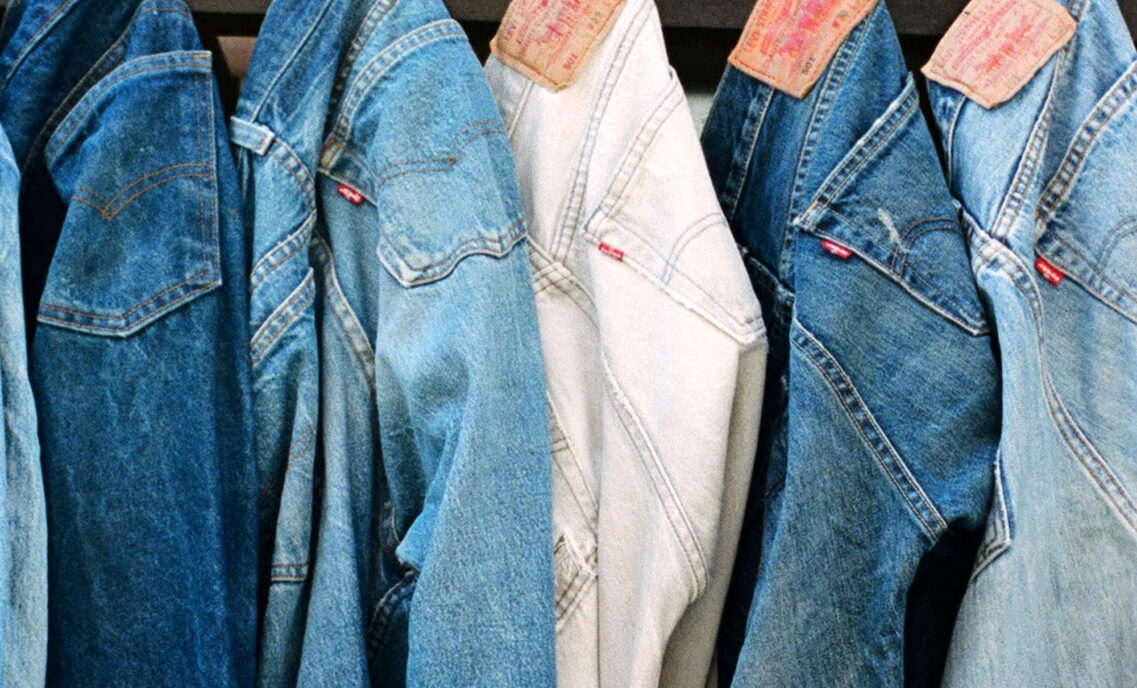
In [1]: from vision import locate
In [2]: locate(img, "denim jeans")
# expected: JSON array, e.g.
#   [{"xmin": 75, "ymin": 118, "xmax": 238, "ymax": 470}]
[
  {"xmin": 0, "ymin": 126, "xmax": 47, "ymax": 687},
  {"xmin": 0, "ymin": 1, "xmax": 258, "ymax": 684},
  {"xmin": 926, "ymin": 0, "xmax": 1137, "ymax": 683},
  {"xmin": 232, "ymin": 0, "xmax": 555, "ymax": 685},
  {"xmin": 485, "ymin": 0, "xmax": 766, "ymax": 685},
  {"xmin": 702, "ymin": 2, "xmax": 1001, "ymax": 685}
]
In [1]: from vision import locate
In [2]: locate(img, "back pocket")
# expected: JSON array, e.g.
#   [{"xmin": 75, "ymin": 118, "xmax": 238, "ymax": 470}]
[
  {"xmin": 794, "ymin": 76, "xmax": 988, "ymax": 336},
  {"xmin": 1036, "ymin": 59, "xmax": 1137, "ymax": 325},
  {"xmin": 40, "ymin": 51, "xmax": 222, "ymax": 337}
]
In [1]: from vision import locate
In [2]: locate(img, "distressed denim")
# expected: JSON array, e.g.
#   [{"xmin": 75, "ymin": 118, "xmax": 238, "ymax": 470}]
[
  {"xmin": 702, "ymin": 2, "xmax": 1000, "ymax": 685},
  {"xmin": 232, "ymin": 0, "xmax": 555, "ymax": 685},
  {"xmin": 927, "ymin": 0, "xmax": 1137, "ymax": 684},
  {"xmin": 484, "ymin": 1, "xmax": 766, "ymax": 686},
  {"xmin": 0, "ymin": 126, "xmax": 46, "ymax": 687},
  {"xmin": 0, "ymin": 0, "xmax": 258, "ymax": 684}
]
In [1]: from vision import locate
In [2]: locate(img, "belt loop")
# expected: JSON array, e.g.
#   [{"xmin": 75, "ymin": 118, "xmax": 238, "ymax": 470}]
[{"xmin": 230, "ymin": 117, "xmax": 275, "ymax": 156}]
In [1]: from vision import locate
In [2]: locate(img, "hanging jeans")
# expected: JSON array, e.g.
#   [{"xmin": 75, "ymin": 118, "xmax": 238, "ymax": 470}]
[
  {"xmin": 0, "ymin": 0, "xmax": 258, "ymax": 684},
  {"xmin": 702, "ymin": 1, "xmax": 1001, "ymax": 684},
  {"xmin": 926, "ymin": 0, "xmax": 1137, "ymax": 684},
  {"xmin": 231, "ymin": 0, "xmax": 556, "ymax": 685}
]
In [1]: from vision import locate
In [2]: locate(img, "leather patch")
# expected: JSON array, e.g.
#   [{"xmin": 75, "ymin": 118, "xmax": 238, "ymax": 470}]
[
  {"xmin": 490, "ymin": 0, "xmax": 626, "ymax": 92},
  {"xmin": 729, "ymin": 0, "xmax": 879, "ymax": 99},
  {"xmin": 923, "ymin": 0, "xmax": 1076, "ymax": 109}
]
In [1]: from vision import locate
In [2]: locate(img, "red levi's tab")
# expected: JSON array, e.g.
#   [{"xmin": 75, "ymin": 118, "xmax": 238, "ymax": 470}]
[
  {"xmin": 922, "ymin": 0, "xmax": 1076, "ymax": 109},
  {"xmin": 598, "ymin": 242, "xmax": 624, "ymax": 261},
  {"xmin": 336, "ymin": 184, "xmax": 364, "ymax": 205},
  {"xmin": 729, "ymin": 0, "xmax": 880, "ymax": 99},
  {"xmin": 821, "ymin": 239, "xmax": 853, "ymax": 260},
  {"xmin": 1035, "ymin": 256, "xmax": 1065, "ymax": 286}
]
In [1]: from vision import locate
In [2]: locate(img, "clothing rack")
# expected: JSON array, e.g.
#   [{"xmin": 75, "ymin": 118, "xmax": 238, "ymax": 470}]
[{"xmin": 186, "ymin": 0, "xmax": 1137, "ymax": 34}]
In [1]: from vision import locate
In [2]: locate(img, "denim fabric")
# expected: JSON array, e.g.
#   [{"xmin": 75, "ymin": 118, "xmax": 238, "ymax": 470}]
[
  {"xmin": 232, "ymin": 0, "xmax": 555, "ymax": 686},
  {"xmin": 702, "ymin": 2, "xmax": 1000, "ymax": 685},
  {"xmin": 927, "ymin": 0, "xmax": 1137, "ymax": 684},
  {"xmin": 0, "ymin": 1, "xmax": 258, "ymax": 684},
  {"xmin": 0, "ymin": 126, "xmax": 47, "ymax": 687},
  {"xmin": 485, "ymin": 1, "xmax": 766, "ymax": 685}
]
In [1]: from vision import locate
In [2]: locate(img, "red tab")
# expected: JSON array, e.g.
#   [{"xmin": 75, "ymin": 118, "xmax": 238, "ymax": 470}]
[
  {"xmin": 337, "ymin": 184, "xmax": 365, "ymax": 205},
  {"xmin": 1035, "ymin": 256, "xmax": 1065, "ymax": 286},
  {"xmin": 821, "ymin": 239, "xmax": 853, "ymax": 260},
  {"xmin": 598, "ymin": 242, "xmax": 624, "ymax": 261}
]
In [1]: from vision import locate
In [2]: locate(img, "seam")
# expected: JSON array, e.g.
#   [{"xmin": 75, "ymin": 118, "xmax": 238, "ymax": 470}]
[
  {"xmin": 311, "ymin": 232, "xmax": 376, "ymax": 388},
  {"xmin": 600, "ymin": 78, "xmax": 684, "ymax": 216},
  {"xmin": 251, "ymin": 270, "xmax": 316, "ymax": 365},
  {"xmin": 378, "ymin": 218, "xmax": 527, "ymax": 288},
  {"xmin": 601, "ymin": 355, "xmax": 710, "ymax": 596},
  {"xmin": 38, "ymin": 280, "xmax": 218, "ymax": 334},
  {"xmin": 46, "ymin": 56, "xmax": 211, "ymax": 164},
  {"xmin": 366, "ymin": 570, "xmax": 417, "ymax": 661},
  {"xmin": 777, "ymin": 9, "xmax": 872, "ymax": 280},
  {"xmin": 1038, "ymin": 59, "xmax": 1137, "ymax": 220},
  {"xmin": 552, "ymin": 0, "xmax": 652, "ymax": 261},
  {"xmin": 548, "ymin": 401, "xmax": 599, "ymax": 518},
  {"xmin": 244, "ymin": 0, "xmax": 339, "ymax": 122},
  {"xmin": 790, "ymin": 321, "xmax": 948, "ymax": 539},
  {"xmin": 72, "ymin": 169, "xmax": 212, "ymax": 219},
  {"xmin": 330, "ymin": 20, "xmax": 465, "ymax": 147},
  {"xmin": 662, "ymin": 213, "xmax": 723, "ymax": 284},
  {"xmin": 1044, "ymin": 232, "xmax": 1137, "ymax": 322},
  {"xmin": 721, "ymin": 87, "xmax": 772, "ymax": 223},
  {"xmin": 251, "ymin": 213, "xmax": 316, "ymax": 288},
  {"xmin": 587, "ymin": 217, "xmax": 763, "ymax": 337},
  {"xmin": 328, "ymin": 0, "xmax": 395, "ymax": 115},
  {"xmin": 896, "ymin": 219, "xmax": 964, "ymax": 272},
  {"xmin": 978, "ymin": 233, "xmax": 1137, "ymax": 535}
]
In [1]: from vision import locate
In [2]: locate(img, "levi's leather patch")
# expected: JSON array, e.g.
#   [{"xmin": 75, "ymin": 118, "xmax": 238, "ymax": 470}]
[
  {"xmin": 491, "ymin": 0, "xmax": 626, "ymax": 92},
  {"xmin": 923, "ymin": 0, "xmax": 1076, "ymax": 109},
  {"xmin": 729, "ymin": 0, "xmax": 879, "ymax": 99}
]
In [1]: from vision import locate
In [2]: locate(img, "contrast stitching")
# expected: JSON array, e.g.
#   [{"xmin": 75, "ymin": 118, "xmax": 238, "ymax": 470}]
[
  {"xmin": 331, "ymin": 20, "xmax": 465, "ymax": 144},
  {"xmin": 662, "ymin": 213, "xmax": 724, "ymax": 284},
  {"xmin": 311, "ymin": 233, "xmax": 376, "ymax": 387},
  {"xmin": 366, "ymin": 570, "xmax": 417, "ymax": 660},
  {"xmin": 602, "ymin": 356, "xmax": 710, "ymax": 595},
  {"xmin": 378, "ymin": 218, "xmax": 526, "ymax": 288},
  {"xmin": 38, "ymin": 281, "xmax": 218, "ymax": 333},
  {"xmin": 72, "ymin": 169, "xmax": 212, "ymax": 219},
  {"xmin": 980, "ymin": 235, "xmax": 1137, "ymax": 535},
  {"xmin": 47, "ymin": 57, "xmax": 210, "ymax": 163},
  {"xmin": 251, "ymin": 270, "xmax": 316, "ymax": 365},
  {"xmin": 790, "ymin": 321, "xmax": 948, "ymax": 539}
]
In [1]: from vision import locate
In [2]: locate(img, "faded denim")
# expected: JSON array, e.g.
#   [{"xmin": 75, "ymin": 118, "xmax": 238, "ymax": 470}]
[
  {"xmin": 232, "ymin": 0, "xmax": 555, "ymax": 685},
  {"xmin": 0, "ymin": 0, "xmax": 258, "ymax": 684},
  {"xmin": 0, "ymin": 126, "xmax": 46, "ymax": 687},
  {"xmin": 927, "ymin": 0, "xmax": 1137, "ymax": 684},
  {"xmin": 702, "ymin": 2, "xmax": 1000, "ymax": 685},
  {"xmin": 485, "ymin": 0, "xmax": 766, "ymax": 685}
]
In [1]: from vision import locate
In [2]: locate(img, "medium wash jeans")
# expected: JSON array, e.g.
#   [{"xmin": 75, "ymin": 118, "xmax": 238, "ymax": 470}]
[
  {"xmin": 0, "ymin": 126, "xmax": 47, "ymax": 687},
  {"xmin": 702, "ymin": 2, "xmax": 1000, "ymax": 685},
  {"xmin": 928, "ymin": 0, "xmax": 1137, "ymax": 683},
  {"xmin": 485, "ymin": 0, "xmax": 765, "ymax": 685},
  {"xmin": 232, "ymin": 0, "xmax": 555, "ymax": 685},
  {"xmin": 0, "ymin": 0, "xmax": 258, "ymax": 684}
]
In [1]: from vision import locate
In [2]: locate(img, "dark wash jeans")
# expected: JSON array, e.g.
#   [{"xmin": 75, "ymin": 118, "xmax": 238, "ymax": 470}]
[
  {"xmin": 702, "ymin": 2, "xmax": 1000, "ymax": 685},
  {"xmin": 0, "ymin": 0, "xmax": 257, "ymax": 685}
]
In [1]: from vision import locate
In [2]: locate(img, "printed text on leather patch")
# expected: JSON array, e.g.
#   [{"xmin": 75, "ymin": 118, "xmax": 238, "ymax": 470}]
[
  {"xmin": 491, "ymin": 0, "xmax": 626, "ymax": 92},
  {"xmin": 729, "ymin": 0, "xmax": 879, "ymax": 99},
  {"xmin": 922, "ymin": 0, "xmax": 1076, "ymax": 109}
]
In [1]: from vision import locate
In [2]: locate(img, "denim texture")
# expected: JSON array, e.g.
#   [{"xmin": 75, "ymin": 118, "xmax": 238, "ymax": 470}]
[
  {"xmin": 232, "ymin": 0, "xmax": 555, "ymax": 685},
  {"xmin": 0, "ymin": 126, "xmax": 46, "ymax": 687},
  {"xmin": 0, "ymin": 0, "xmax": 258, "ymax": 684},
  {"xmin": 927, "ymin": 0, "xmax": 1137, "ymax": 684},
  {"xmin": 485, "ymin": 0, "xmax": 766, "ymax": 685},
  {"xmin": 702, "ymin": 2, "xmax": 1001, "ymax": 685}
]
